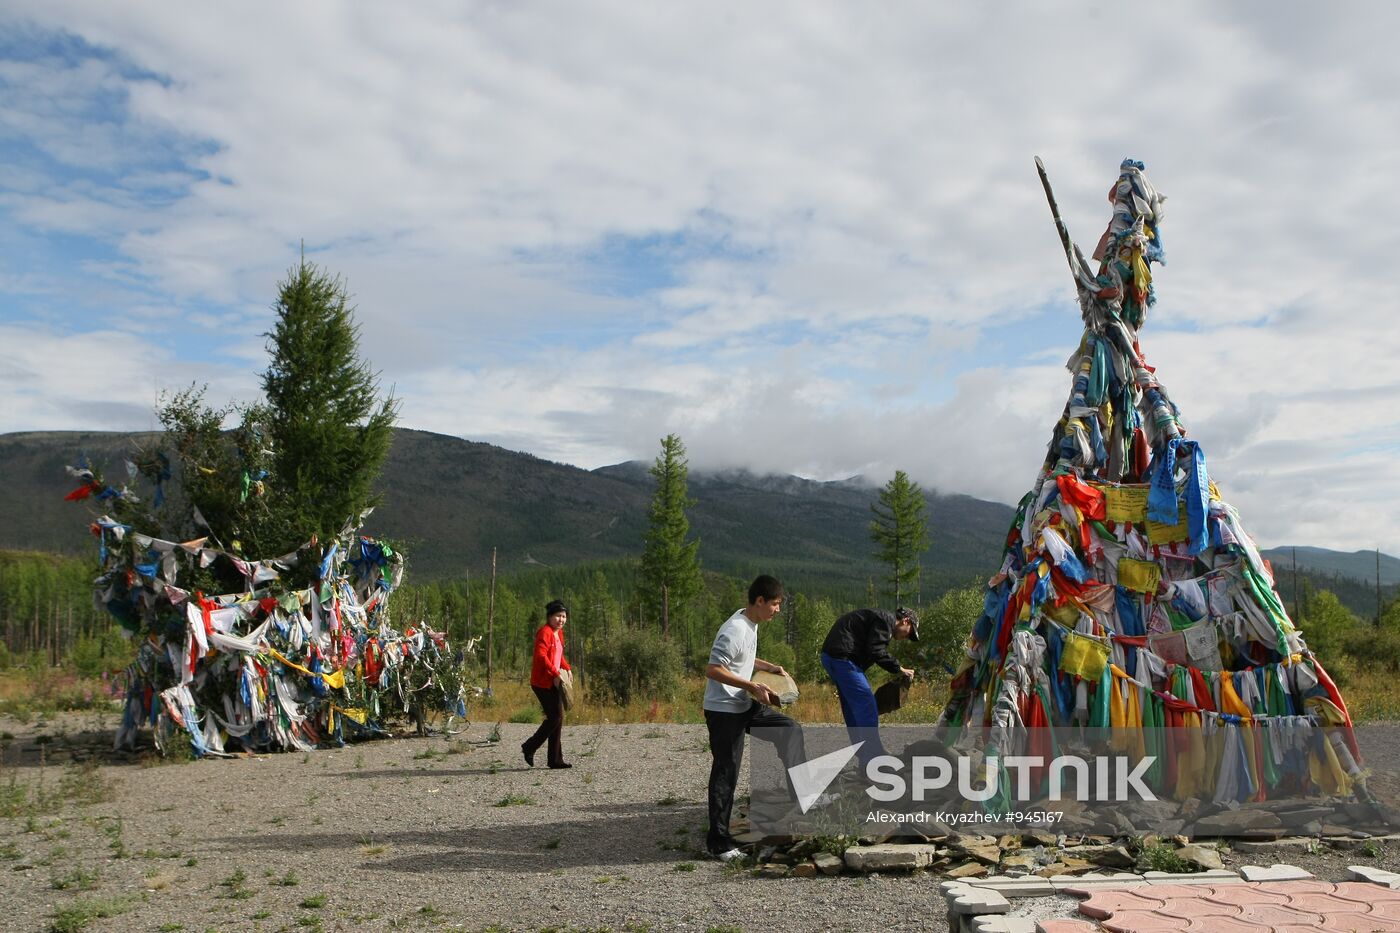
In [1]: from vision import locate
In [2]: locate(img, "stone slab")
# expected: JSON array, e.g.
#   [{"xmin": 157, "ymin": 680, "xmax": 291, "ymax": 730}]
[
  {"xmin": 1238, "ymin": 863, "xmax": 1314, "ymax": 882},
  {"xmin": 1348, "ymin": 864, "xmax": 1400, "ymax": 888}
]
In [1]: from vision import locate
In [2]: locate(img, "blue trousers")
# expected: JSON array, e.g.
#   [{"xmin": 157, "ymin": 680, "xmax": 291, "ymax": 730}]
[{"xmin": 820, "ymin": 652, "xmax": 887, "ymax": 765}]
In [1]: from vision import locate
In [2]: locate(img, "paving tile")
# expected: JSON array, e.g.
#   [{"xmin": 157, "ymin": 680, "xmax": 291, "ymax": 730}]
[
  {"xmin": 1179, "ymin": 920, "xmax": 1268, "ymax": 932},
  {"xmin": 1074, "ymin": 890, "xmax": 1167, "ymax": 920},
  {"xmin": 1100, "ymin": 910, "xmax": 1181, "ymax": 932},
  {"xmin": 1320, "ymin": 913, "xmax": 1400, "ymax": 932},
  {"xmin": 1123, "ymin": 883, "xmax": 1218, "ymax": 898},
  {"xmin": 1258, "ymin": 879, "xmax": 1341, "ymax": 895},
  {"xmin": 1333, "ymin": 880, "xmax": 1400, "ymax": 904},
  {"xmin": 1370, "ymin": 900, "xmax": 1400, "ymax": 923},
  {"xmin": 1141, "ymin": 869, "xmax": 1242, "ymax": 885},
  {"xmin": 968, "ymin": 916, "xmax": 1039, "ymax": 933},
  {"xmin": 1285, "ymin": 892, "xmax": 1376, "ymax": 915},
  {"xmin": 1201, "ymin": 885, "xmax": 1291, "ymax": 906},
  {"xmin": 1238, "ymin": 864, "xmax": 1314, "ymax": 882},
  {"xmin": 1153, "ymin": 896, "xmax": 1242, "ymax": 918},
  {"xmin": 1035, "ymin": 922, "xmax": 1100, "ymax": 933},
  {"xmin": 947, "ymin": 885, "xmax": 1012, "ymax": 916},
  {"xmin": 1233, "ymin": 903, "xmax": 1327, "ymax": 926}
]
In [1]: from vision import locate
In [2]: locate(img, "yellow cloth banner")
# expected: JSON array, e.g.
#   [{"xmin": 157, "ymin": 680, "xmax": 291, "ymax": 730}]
[
  {"xmin": 1118, "ymin": 558, "xmax": 1162, "ymax": 594},
  {"xmin": 267, "ymin": 648, "xmax": 346, "ymax": 689},
  {"xmin": 1102, "ymin": 484, "xmax": 1150, "ymax": 523},
  {"xmin": 1147, "ymin": 503, "xmax": 1190, "ymax": 544},
  {"xmin": 1059, "ymin": 631, "xmax": 1110, "ymax": 680}
]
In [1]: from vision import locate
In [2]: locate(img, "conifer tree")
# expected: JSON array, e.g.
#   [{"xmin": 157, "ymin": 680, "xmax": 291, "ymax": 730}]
[
  {"xmin": 869, "ymin": 469, "xmax": 930, "ymax": 604},
  {"xmin": 261, "ymin": 260, "xmax": 398, "ymax": 548},
  {"xmin": 639, "ymin": 434, "xmax": 703, "ymax": 635}
]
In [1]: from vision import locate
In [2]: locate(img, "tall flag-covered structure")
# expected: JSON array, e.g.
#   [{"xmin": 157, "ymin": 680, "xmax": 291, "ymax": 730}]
[{"xmin": 938, "ymin": 159, "xmax": 1362, "ymax": 806}]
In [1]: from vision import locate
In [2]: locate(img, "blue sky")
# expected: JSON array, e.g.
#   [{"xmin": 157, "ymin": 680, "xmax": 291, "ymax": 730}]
[{"xmin": 3, "ymin": 2, "xmax": 1399, "ymax": 555}]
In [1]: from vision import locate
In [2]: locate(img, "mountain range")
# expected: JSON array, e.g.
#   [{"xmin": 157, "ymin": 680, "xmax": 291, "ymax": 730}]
[{"xmin": 3, "ymin": 428, "xmax": 1395, "ymax": 609}]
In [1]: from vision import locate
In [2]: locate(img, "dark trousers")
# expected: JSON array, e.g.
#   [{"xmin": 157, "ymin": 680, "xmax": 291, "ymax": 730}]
[
  {"xmin": 704, "ymin": 702, "xmax": 806, "ymax": 855},
  {"xmin": 524, "ymin": 685, "xmax": 565, "ymax": 767}
]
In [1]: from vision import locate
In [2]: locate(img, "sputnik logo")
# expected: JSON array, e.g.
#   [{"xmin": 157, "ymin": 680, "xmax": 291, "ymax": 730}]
[{"xmin": 787, "ymin": 742, "xmax": 863, "ymax": 813}]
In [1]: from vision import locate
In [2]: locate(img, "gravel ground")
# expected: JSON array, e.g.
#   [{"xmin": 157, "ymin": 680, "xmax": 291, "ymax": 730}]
[
  {"xmin": 0, "ymin": 714, "xmax": 953, "ymax": 933},
  {"xmin": 7, "ymin": 712, "xmax": 1400, "ymax": 933}
]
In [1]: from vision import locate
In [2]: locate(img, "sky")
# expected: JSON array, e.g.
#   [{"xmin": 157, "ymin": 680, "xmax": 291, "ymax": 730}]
[{"xmin": 2, "ymin": 2, "xmax": 1398, "ymax": 556}]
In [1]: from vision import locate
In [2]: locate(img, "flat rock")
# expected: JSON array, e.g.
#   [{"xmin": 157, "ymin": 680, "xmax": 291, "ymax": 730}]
[
  {"xmin": 844, "ymin": 843, "xmax": 938, "ymax": 873},
  {"xmin": 812, "ymin": 852, "xmax": 844, "ymax": 876},
  {"xmin": 1065, "ymin": 844, "xmax": 1134, "ymax": 869},
  {"xmin": 1238, "ymin": 863, "xmax": 1313, "ymax": 882},
  {"xmin": 756, "ymin": 863, "xmax": 789, "ymax": 878},
  {"xmin": 1190, "ymin": 809, "xmax": 1283, "ymax": 836},
  {"xmin": 1349, "ymin": 865, "xmax": 1400, "ymax": 888},
  {"xmin": 790, "ymin": 863, "xmax": 817, "ymax": 878},
  {"xmin": 1176, "ymin": 843, "xmax": 1223, "ymax": 871},
  {"xmin": 947, "ymin": 861, "xmax": 990, "ymax": 878}
]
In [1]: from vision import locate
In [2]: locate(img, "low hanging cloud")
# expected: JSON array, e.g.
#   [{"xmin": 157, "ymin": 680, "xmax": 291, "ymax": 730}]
[{"xmin": 3, "ymin": 2, "xmax": 1399, "ymax": 555}]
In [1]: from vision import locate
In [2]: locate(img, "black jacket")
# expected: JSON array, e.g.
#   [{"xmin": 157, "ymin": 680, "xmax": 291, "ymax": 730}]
[{"xmin": 821, "ymin": 609, "xmax": 902, "ymax": 674}]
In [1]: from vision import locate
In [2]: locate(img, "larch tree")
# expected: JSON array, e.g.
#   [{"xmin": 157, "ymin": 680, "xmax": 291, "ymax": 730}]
[
  {"xmin": 639, "ymin": 434, "xmax": 703, "ymax": 636},
  {"xmin": 261, "ymin": 259, "xmax": 399, "ymax": 550},
  {"xmin": 869, "ymin": 469, "xmax": 930, "ymax": 604}
]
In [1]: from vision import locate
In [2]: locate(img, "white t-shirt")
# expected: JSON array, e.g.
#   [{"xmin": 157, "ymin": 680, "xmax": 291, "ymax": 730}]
[{"xmin": 703, "ymin": 608, "xmax": 758, "ymax": 713}]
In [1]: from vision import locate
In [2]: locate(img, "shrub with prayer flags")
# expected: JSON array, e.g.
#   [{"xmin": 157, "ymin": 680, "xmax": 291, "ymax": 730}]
[
  {"xmin": 939, "ymin": 159, "xmax": 1363, "ymax": 806},
  {"xmin": 67, "ymin": 458, "xmax": 475, "ymax": 756}
]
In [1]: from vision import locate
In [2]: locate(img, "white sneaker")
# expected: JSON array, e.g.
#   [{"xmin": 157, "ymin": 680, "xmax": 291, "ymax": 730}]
[{"xmin": 715, "ymin": 847, "xmax": 745, "ymax": 863}]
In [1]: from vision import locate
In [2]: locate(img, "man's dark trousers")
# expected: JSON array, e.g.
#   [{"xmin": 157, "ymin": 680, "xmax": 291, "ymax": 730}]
[{"xmin": 704, "ymin": 701, "xmax": 805, "ymax": 855}]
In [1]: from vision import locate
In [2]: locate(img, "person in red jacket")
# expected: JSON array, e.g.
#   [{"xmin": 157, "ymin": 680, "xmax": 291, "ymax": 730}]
[{"xmin": 522, "ymin": 599, "xmax": 573, "ymax": 769}]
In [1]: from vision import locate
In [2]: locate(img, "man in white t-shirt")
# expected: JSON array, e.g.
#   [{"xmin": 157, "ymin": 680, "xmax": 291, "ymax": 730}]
[{"xmin": 702, "ymin": 574, "xmax": 806, "ymax": 860}]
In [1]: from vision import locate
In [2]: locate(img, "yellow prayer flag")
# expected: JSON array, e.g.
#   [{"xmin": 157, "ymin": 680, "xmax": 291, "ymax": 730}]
[
  {"xmin": 1118, "ymin": 557, "xmax": 1162, "ymax": 594},
  {"xmin": 1102, "ymin": 484, "xmax": 1150, "ymax": 523}
]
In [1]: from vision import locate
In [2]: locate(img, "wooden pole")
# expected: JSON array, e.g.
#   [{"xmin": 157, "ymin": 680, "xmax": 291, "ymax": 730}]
[
  {"xmin": 1378, "ymin": 548, "xmax": 1384, "ymax": 627},
  {"xmin": 487, "ymin": 547, "xmax": 497, "ymax": 692},
  {"xmin": 1292, "ymin": 547, "xmax": 1299, "ymax": 623}
]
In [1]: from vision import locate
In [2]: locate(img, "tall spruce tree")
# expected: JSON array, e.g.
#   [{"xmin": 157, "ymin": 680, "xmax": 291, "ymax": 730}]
[
  {"xmin": 639, "ymin": 434, "xmax": 702, "ymax": 635},
  {"xmin": 261, "ymin": 259, "xmax": 398, "ymax": 547},
  {"xmin": 869, "ymin": 469, "xmax": 930, "ymax": 604}
]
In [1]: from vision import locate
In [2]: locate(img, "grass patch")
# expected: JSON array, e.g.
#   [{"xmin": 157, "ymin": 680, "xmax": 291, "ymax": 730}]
[
  {"xmin": 50, "ymin": 866, "xmax": 100, "ymax": 890},
  {"xmin": 673, "ymin": 861, "xmax": 696, "ymax": 872},
  {"xmin": 219, "ymin": 866, "xmax": 254, "ymax": 899},
  {"xmin": 494, "ymin": 793, "xmax": 535, "ymax": 807},
  {"xmin": 271, "ymin": 870, "xmax": 299, "ymax": 887},
  {"xmin": 657, "ymin": 794, "xmax": 681, "ymax": 806},
  {"xmin": 507, "ymin": 707, "xmax": 543, "ymax": 724},
  {"xmin": 48, "ymin": 896, "xmax": 132, "ymax": 933},
  {"xmin": 1136, "ymin": 842, "xmax": 1197, "ymax": 874},
  {"xmin": 299, "ymin": 893, "xmax": 328, "ymax": 909}
]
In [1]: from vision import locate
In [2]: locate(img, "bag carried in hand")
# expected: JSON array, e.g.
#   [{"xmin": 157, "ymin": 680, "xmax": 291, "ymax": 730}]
[
  {"xmin": 874, "ymin": 678, "xmax": 909, "ymax": 715},
  {"xmin": 557, "ymin": 669, "xmax": 575, "ymax": 710}
]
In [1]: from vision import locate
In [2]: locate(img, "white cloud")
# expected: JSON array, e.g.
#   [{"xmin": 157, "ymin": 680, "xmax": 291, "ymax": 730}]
[{"xmin": 3, "ymin": 2, "xmax": 1400, "ymax": 555}]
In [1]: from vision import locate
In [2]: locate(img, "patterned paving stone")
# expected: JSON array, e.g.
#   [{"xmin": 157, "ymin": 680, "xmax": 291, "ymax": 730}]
[
  {"xmin": 1233, "ymin": 904, "xmax": 1327, "ymax": 926},
  {"xmin": 1035, "ymin": 922, "xmax": 1100, "ymax": 933},
  {"xmin": 1074, "ymin": 890, "xmax": 1167, "ymax": 920},
  {"xmin": 1179, "ymin": 919, "xmax": 1274, "ymax": 932},
  {"xmin": 1100, "ymin": 911, "xmax": 1181, "ymax": 932},
  {"xmin": 1319, "ymin": 913, "xmax": 1400, "ymax": 932},
  {"xmin": 1201, "ymin": 885, "xmax": 1292, "ymax": 906}
]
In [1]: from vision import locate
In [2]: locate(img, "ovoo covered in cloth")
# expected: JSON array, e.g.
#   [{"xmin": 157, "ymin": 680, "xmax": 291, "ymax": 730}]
[{"xmin": 938, "ymin": 159, "xmax": 1361, "ymax": 808}]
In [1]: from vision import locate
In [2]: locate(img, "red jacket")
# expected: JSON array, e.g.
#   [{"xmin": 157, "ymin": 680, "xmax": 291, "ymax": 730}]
[{"xmin": 530, "ymin": 624, "xmax": 571, "ymax": 689}]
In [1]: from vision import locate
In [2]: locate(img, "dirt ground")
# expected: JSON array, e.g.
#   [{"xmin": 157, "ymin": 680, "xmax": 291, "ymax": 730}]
[
  {"xmin": 5, "ymin": 712, "xmax": 1400, "ymax": 933},
  {"xmin": 1, "ymin": 712, "xmax": 958, "ymax": 933}
]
